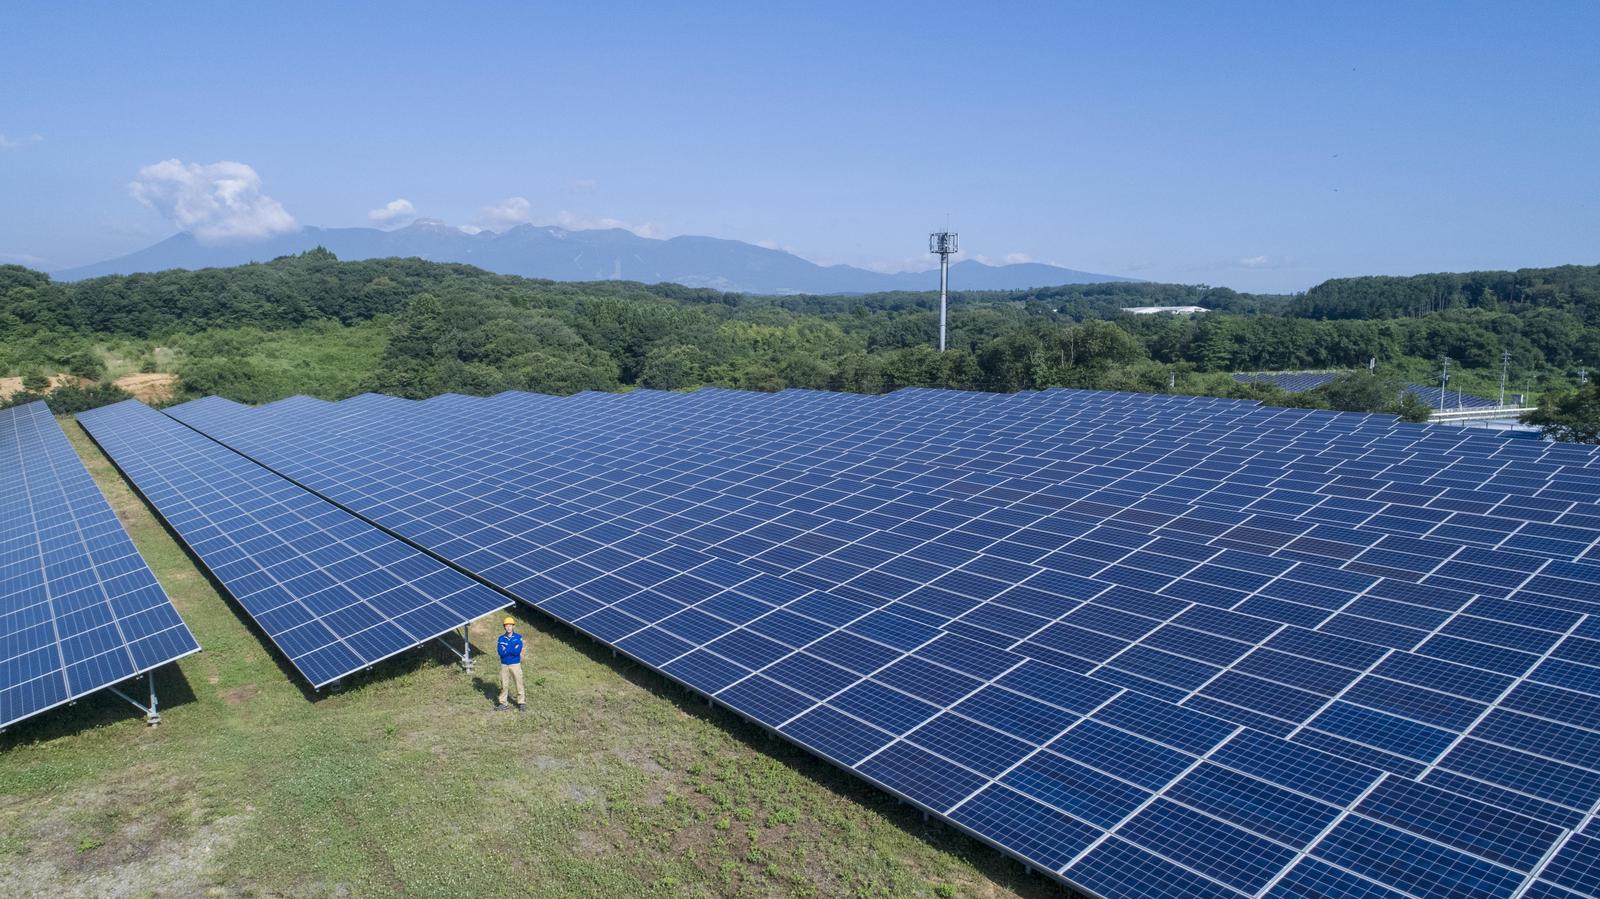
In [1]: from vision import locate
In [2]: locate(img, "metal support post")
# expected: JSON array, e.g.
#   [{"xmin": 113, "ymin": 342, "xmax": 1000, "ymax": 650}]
[
  {"xmin": 106, "ymin": 671, "xmax": 161, "ymax": 726},
  {"xmin": 461, "ymin": 625, "xmax": 473, "ymax": 673}
]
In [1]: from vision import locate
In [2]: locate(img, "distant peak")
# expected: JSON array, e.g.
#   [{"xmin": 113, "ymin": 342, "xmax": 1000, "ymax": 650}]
[{"xmin": 406, "ymin": 218, "xmax": 459, "ymax": 232}]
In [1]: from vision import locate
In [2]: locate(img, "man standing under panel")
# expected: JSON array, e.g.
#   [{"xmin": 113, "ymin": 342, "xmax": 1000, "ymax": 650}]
[{"xmin": 495, "ymin": 617, "xmax": 527, "ymax": 712}]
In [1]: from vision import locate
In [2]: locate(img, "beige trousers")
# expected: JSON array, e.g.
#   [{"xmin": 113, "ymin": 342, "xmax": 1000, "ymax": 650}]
[{"xmin": 499, "ymin": 662, "xmax": 525, "ymax": 705}]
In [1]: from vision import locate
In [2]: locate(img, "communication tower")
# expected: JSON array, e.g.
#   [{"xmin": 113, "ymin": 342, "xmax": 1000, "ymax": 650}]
[{"xmin": 929, "ymin": 231, "xmax": 958, "ymax": 351}]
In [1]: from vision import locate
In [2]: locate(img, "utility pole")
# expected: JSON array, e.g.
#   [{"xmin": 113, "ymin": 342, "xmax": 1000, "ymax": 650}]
[
  {"xmin": 929, "ymin": 231, "xmax": 958, "ymax": 352},
  {"xmin": 1498, "ymin": 350, "xmax": 1510, "ymax": 407},
  {"xmin": 1439, "ymin": 357, "xmax": 1450, "ymax": 411}
]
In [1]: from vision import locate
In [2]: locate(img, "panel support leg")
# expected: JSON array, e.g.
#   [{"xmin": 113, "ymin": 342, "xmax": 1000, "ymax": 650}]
[
  {"xmin": 107, "ymin": 671, "xmax": 161, "ymax": 727},
  {"xmin": 434, "ymin": 626, "xmax": 475, "ymax": 672}
]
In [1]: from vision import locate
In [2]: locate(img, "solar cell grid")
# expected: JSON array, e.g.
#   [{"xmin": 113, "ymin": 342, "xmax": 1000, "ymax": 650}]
[
  {"xmin": 181, "ymin": 390, "xmax": 1593, "ymax": 719},
  {"xmin": 76, "ymin": 400, "xmax": 508, "ymax": 688},
  {"xmin": 163, "ymin": 388, "xmax": 1600, "ymax": 899},
  {"xmin": 0, "ymin": 401, "xmax": 199, "ymax": 729}
]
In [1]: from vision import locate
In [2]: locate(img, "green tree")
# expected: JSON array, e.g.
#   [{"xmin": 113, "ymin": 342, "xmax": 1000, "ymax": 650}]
[
  {"xmin": 65, "ymin": 350, "xmax": 105, "ymax": 381},
  {"xmin": 1522, "ymin": 384, "xmax": 1600, "ymax": 443},
  {"xmin": 1317, "ymin": 371, "xmax": 1400, "ymax": 413},
  {"xmin": 1388, "ymin": 392, "xmax": 1433, "ymax": 423},
  {"xmin": 639, "ymin": 344, "xmax": 706, "ymax": 390}
]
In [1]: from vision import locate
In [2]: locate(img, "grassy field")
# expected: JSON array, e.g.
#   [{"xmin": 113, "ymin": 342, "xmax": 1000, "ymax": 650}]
[{"xmin": 0, "ymin": 419, "xmax": 1057, "ymax": 899}]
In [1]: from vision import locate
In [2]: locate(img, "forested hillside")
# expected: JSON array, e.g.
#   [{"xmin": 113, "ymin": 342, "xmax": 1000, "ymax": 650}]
[{"xmin": 2, "ymin": 252, "xmax": 1596, "ymax": 416}]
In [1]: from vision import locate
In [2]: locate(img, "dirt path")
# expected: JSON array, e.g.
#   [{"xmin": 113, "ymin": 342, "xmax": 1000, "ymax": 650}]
[
  {"xmin": 0, "ymin": 374, "xmax": 78, "ymax": 400},
  {"xmin": 112, "ymin": 372, "xmax": 179, "ymax": 403},
  {"xmin": 0, "ymin": 372, "xmax": 178, "ymax": 403}
]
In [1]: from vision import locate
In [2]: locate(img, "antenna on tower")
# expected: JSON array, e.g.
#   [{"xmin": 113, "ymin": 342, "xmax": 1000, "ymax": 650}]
[{"xmin": 929, "ymin": 229, "xmax": 958, "ymax": 351}]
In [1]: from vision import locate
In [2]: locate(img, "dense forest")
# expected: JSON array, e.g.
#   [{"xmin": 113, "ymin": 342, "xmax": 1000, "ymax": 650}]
[{"xmin": 2, "ymin": 253, "xmax": 1597, "ymax": 432}]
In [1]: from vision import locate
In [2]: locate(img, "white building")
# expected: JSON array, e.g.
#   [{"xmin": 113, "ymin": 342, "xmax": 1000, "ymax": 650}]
[{"xmin": 1120, "ymin": 305, "xmax": 1209, "ymax": 315}]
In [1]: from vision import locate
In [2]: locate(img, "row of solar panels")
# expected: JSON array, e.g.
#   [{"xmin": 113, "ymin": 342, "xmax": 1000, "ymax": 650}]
[
  {"xmin": 0, "ymin": 402, "xmax": 199, "ymax": 730},
  {"xmin": 138, "ymin": 388, "xmax": 1599, "ymax": 899},
  {"xmin": 1234, "ymin": 373, "xmax": 1508, "ymax": 410},
  {"xmin": 2, "ymin": 399, "xmax": 511, "ymax": 733}
]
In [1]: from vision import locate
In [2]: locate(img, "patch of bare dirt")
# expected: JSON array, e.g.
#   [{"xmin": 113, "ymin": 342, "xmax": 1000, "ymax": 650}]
[
  {"xmin": 0, "ymin": 778, "xmax": 244, "ymax": 899},
  {"xmin": 220, "ymin": 684, "xmax": 258, "ymax": 705},
  {"xmin": 0, "ymin": 374, "xmax": 80, "ymax": 400},
  {"xmin": 0, "ymin": 372, "xmax": 176, "ymax": 404},
  {"xmin": 113, "ymin": 373, "xmax": 179, "ymax": 403}
]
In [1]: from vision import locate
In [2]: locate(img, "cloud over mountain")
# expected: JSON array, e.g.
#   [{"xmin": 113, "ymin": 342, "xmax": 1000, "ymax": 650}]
[
  {"xmin": 128, "ymin": 160, "xmax": 296, "ymax": 243},
  {"xmin": 367, "ymin": 198, "xmax": 416, "ymax": 225}
]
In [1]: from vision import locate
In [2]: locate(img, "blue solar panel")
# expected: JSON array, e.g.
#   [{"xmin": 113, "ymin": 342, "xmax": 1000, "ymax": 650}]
[
  {"xmin": 0, "ymin": 401, "xmax": 199, "ymax": 729},
  {"xmin": 163, "ymin": 388, "xmax": 1600, "ymax": 899},
  {"xmin": 1233, "ymin": 372, "xmax": 1342, "ymax": 393},
  {"xmin": 76, "ymin": 400, "xmax": 508, "ymax": 688}
]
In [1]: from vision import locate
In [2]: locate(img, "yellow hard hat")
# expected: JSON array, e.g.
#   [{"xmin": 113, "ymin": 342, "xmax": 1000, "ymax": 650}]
[{"xmin": 503, "ymin": 617, "xmax": 516, "ymax": 626}]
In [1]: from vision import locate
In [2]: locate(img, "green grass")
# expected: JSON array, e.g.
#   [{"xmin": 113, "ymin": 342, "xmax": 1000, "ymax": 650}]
[{"xmin": 0, "ymin": 420, "xmax": 1061, "ymax": 898}]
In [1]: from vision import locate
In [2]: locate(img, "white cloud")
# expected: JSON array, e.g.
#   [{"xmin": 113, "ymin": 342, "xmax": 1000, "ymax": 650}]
[
  {"xmin": 975, "ymin": 252, "xmax": 1036, "ymax": 266},
  {"xmin": 478, "ymin": 196, "xmax": 534, "ymax": 229},
  {"xmin": 128, "ymin": 159, "xmax": 296, "ymax": 243},
  {"xmin": 553, "ymin": 210, "xmax": 667, "ymax": 239},
  {"xmin": 860, "ymin": 255, "xmax": 939, "ymax": 274},
  {"xmin": 470, "ymin": 197, "xmax": 666, "ymax": 239},
  {"xmin": 0, "ymin": 132, "xmax": 42, "ymax": 150},
  {"xmin": 1236, "ymin": 254, "xmax": 1294, "ymax": 270},
  {"xmin": 367, "ymin": 197, "xmax": 416, "ymax": 225}
]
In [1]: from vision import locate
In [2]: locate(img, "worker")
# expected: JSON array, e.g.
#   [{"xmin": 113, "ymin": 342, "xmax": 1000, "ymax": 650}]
[{"xmin": 495, "ymin": 616, "xmax": 526, "ymax": 712}]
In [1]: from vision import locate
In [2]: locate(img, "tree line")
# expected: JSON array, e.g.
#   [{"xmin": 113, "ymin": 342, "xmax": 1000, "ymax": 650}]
[{"xmin": 2, "ymin": 253, "xmax": 1597, "ymax": 435}]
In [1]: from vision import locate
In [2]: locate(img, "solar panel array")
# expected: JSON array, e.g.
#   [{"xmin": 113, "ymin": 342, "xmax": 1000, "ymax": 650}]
[
  {"xmin": 77, "ymin": 400, "xmax": 509, "ymax": 688},
  {"xmin": 1233, "ymin": 373, "xmax": 1504, "ymax": 410},
  {"xmin": 147, "ymin": 387, "xmax": 1600, "ymax": 899},
  {"xmin": 1404, "ymin": 384, "xmax": 1506, "ymax": 411},
  {"xmin": 1, "ymin": 401, "xmax": 199, "ymax": 729},
  {"xmin": 1232, "ymin": 373, "xmax": 1342, "ymax": 393}
]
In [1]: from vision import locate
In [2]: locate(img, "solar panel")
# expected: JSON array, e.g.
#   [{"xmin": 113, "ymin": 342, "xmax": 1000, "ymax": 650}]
[
  {"xmin": 1232, "ymin": 373, "xmax": 1505, "ymax": 411},
  {"xmin": 0, "ymin": 401, "xmax": 199, "ymax": 729},
  {"xmin": 1232, "ymin": 372, "xmax": 1341, "ymax": 393},
  {"xmin": 76, "ymin": 400, "xmax": 509, "ymax": 688},
  {"xmin": 167, "ymin": 389, "xmax": 1600, "ymax": 899},
  {"xmin": 1404, "ymin": 384, "xmax": 1505, "ymax": 411}
]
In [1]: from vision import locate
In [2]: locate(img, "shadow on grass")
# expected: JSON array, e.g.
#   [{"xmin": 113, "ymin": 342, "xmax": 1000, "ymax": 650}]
[
  {"xmin": 515, "ymin": 608, "xmax": 1079, "ymax": 899},
  {"xmin": 0, "ymin": 662, "xmax": 200, "ymax": 749}
]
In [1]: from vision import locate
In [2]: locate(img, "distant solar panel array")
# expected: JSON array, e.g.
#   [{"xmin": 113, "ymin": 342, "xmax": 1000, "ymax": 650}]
[
  {"xmin": 1403, "ymin": 384, "xmax": 1506, "ymax": 411},
  {"xmin": 1233, "ymin": 372, "xmax": 1342, "ymax": 393},
  {"xmin": 136, "ymin": 386, "xmax": 1600, "ymax": 899},
  {"xmin": 0, "ymin": 401, "xmax": 199, "ymax": 730},
  {"xmin": 1233, "ymin": 372, "xmax": 1505, "ymax": 410}
]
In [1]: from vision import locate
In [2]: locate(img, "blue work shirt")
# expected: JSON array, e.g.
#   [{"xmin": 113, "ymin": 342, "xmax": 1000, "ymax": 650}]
[{"xmin": 497, "ymin": 632, "xmax": 524, "ymax": 665}]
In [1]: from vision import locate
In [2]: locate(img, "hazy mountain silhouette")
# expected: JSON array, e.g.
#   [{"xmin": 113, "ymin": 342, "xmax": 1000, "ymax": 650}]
[{"xmin": 54, "ymin": 222, "xmax": 1133, "ymax": 293}]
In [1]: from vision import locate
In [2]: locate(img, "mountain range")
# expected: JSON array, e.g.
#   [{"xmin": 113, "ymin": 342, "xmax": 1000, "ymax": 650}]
[{"xmin": 52, "ymin": 222, "xmax": 1132, "ymax": 294}]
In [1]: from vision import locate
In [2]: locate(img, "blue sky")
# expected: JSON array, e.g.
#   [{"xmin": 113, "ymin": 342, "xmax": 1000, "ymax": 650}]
[{"xmin": 2, "ymin": 0, "xmax": 1596, "ymax": 291}]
